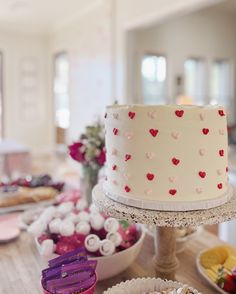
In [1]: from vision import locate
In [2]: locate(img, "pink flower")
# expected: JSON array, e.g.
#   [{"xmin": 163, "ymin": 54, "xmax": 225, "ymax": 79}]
[
  {"xmin": 97, "ymin": 148, "xmax": 106, "ymax": 166},
  {"xmin": 68, "ymin": 142, "xmax": 86, "ymax": 163}
]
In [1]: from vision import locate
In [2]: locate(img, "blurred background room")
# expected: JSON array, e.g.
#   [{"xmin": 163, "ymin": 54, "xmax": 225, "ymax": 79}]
[{"xmin": 1, "ymin": 0, "xmax": 236, "ymax": 292}]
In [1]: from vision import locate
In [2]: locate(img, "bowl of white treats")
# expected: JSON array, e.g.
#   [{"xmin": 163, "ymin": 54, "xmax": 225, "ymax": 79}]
[{"xmin": 103, "ymin": 278, "xmax": 202, "ymax": 294}]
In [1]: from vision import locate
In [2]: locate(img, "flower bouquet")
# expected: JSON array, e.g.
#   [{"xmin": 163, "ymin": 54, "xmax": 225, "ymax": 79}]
[{"xmin": 68, "ymin": 121, "xmax": 105, "ymax": 203}]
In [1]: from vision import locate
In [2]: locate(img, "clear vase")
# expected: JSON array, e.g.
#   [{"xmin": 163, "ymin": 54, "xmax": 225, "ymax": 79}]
[{"xmin": 81, "ymin": 165, "xmax": 99, "ymax": 205}]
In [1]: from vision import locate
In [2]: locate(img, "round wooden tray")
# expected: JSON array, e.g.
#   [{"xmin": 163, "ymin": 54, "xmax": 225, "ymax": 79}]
[{"xmin": 92, "ymin": 184, "xmax": 236, "ymax": 227}]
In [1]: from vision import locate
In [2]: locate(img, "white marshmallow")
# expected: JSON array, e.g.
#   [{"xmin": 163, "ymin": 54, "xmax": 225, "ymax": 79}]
[
  {"xmin": 99, "ymin": 239, "xmax": 115, "ymax": 256},
  {"xmin": 39, "ymin": 206, "xmax": 57, "ymax": 223},
  {"xmin": 106, "ymin": 232, "xmax": 122, "ymax": 247},
  {"xmin": 84, "ymin": 234, "xmax": 100, "ymax": 252},
  {"xmin": 75, "ymin": 221, "xmax": 91, "ymax": 235},
  {"xmin": 64, "ymin": 213, "xmax": 77, "ymax": 223},
  {"xmin": 90, "ymin": 214, "xmax": 104, "ymax": 231},
  {"xmin": 89, "ymin": 203, "xmax": 99, "ymax": 215},
  {"xmin": 76, "ymin": 199, "xmax": 88, "ymax": 211},
  {"xmin": 28, "ymin": 220, "xmax": 47, "ymax": 237},
  {"xmin": 76, "ymin": 211, "xmax": 90, "ymax": 222},
  {"xmin": 104, "ymin": 218, "xmax": 119, "ymax": 233},
  {"xmin": 59, "ymin": 220, "xmax": 75, "ymax": 236},
  {"xmin": 49, "ymin": 218, "xmax": 62, "ymax": 234},
  {"xmin": 57, "ymin": 202, "xmax": 74, "ymax": 216},
  {"xmin": 41, "ymin": 239, "xmax": 54, "ymax": 256}
]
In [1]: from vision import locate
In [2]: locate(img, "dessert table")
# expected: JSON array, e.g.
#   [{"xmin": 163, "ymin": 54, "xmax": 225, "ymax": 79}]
[{"xmin": 0, "ymin": 229, "xmax": 225, "ymax": 294}]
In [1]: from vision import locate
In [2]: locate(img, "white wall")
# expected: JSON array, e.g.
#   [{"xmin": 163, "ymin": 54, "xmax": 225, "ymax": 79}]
[
  {"xmin": 0, "ymin": 30, "xmax": 53, "ymax": 152},
  {"xmin": 48, "ymin": 0, "xmax": 222, "ymax": 143},
  {"xmin": 49, "ymin": 1, "xmax": 112, "ymax": 142},
  {"xmin": 114, "ymin": 0, "xmax": 222, "ymax": 103},
  {"xmin": 129, "ymin": 7, "xmax": 236, "ymax": 122},
  {"xmin": 0, "ymin": 0, "xmax": 222, "ymax": 150}
]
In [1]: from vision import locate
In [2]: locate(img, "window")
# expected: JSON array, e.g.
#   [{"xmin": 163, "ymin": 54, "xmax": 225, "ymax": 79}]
[
  {"xmin": 141, "ymin": 54, "xmax": 167, "ymax": 104},
  {"xmin": 210, "ymin": 60, "xmax": 231, "ymax": 106},
  {"xmin": 184, "ymin": 58, "xmax": 206, "ymax": 104},
  {"xmin": 0, "ymin": 53, "xmax": 3, "ymax": 139},
  {"xmin": 53, "ymin": 52, "xmax": 69, "ymax": 144}
]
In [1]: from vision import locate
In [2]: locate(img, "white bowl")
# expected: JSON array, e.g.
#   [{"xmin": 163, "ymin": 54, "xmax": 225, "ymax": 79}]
[
  {"xmin": 35, "ymin": 225, "xmax": 145, "ymax": 281},
  {"xmin": 103, "ymin": 277, "xmax": 202, "ymax": 294}
]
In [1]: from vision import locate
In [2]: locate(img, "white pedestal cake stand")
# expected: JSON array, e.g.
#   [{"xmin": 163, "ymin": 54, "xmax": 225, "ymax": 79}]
[{"xmin": 92, "ymin": 184, "xmax": 236, "ymax": 280}]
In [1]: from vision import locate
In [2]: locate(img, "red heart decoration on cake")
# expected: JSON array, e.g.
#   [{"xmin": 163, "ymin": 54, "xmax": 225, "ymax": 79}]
[
  {"xmin": 125, "ymin": 154, "xmax": 132, "ymax": 161},
  {"xmin": 149, "ymin": 129, "xmax": 159, "ymax": 137},
  {"xmin": 128, "ymin": 111, "xmax": 135, "ymax": 119},
  {"xmin": 226, "ymin": 167, "xmax": 229, "ymax": 172},
  {"xmin": 219, "ymin": 149, "xmax": 224, "ymax": 157},
  {"xmin": 113, "ymin": 128, "xmax": 118, "ymax": 135},
  {"xmin": 218, "ymin": 110, "xmax": 225, "ymax": 116},
  {"xmin": 172, "ymin": 157, "xmax": 180, "ymax": 165},
  {"xmin": 217, "ymin": 183, "xmax": 223, "ymax": 189},
  {"xmin": 199, "ymin": 171, "xmax": 206, "ymax": 178},
  {"xmin": 175, "ymin": 110, "xmax": 184, "ymax": 117},
  {"xmin": 169, "ymin": 189, "xmax": 177, "ymax": 196},
  {"xmin": 124, "ymin": 185, "xmax": 131, "ymax": 193},
  {"xmin": 202, "ymin": 128, "xmax": 209, "ymax": 135},
  {"xmin": 112, "ymin": 165, "xmax": 117, "ymax": 170},
  {"xmin": 146, "ymin": 173, "xmax": 154, "ymax": 181}
]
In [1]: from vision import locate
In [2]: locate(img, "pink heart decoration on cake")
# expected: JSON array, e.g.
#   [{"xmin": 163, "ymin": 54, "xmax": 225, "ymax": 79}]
[
  {"xmin": 113, "ymin": 128, "xmax": 119, "ymax": 135},
  {"xmin": 124, "ymin": 185, "xmax": 131, "ymax": 193},
  {"xmin": 124, "ymin": 131, "xmax": 133, "ymax": 140},
  {"xmin": 219, "ymin": 149, "xmax": 224, "ymax": 157},
  {"xmin": 169, "ymin": 189, "xmax": 177, "ymax": 196},
  {"xmin": 147, "ymin": 111, "xmax": 157, "ymax": 119},
  {"xmin": 113, "ymin": 113, "xmax": 119, "ymax": 119},
  {"xmin": 217, "ymin": 169, "xmax": 222, "ymax": 175},
  {"xmin": 146, "ymin": 173, "xmax": 155, "ymax": 181},
  {"xmin": 218, "ymin": 110, "xmax": 225, "ymax": 116},
  {"xmin": 123, "ymin": 173, "xmax": 131, "ymax": 179},
  {"xmin": 145, "ymin": 189, "xmax": 152, "ymax": 195},
  {"xmin": 149, "ymin": 129, "xmax": 159, "ymax": 137},
  {"xmin": 199, "ymin": 113, "xmax": 205, "ymax": 121},
  {"xmin": 202, "ymin": 128, "xmax": 209, "ymax": 135},
  {"xmin": 175, "ymin": 110, "xmax": 184, "ymax": 117},
  {"xmin": 112, "ymin": 148, "xmax": 118, "ymax": 155},
  {"xmin": 219, "ymin": 129, "xmax": 225, "ymax": 135},
  {"xmin": 172, "ymin": 157, "xmax": 180, "ymax": 165},
  {"xmin": 113, "ymin": 180, "xmax": 118, "ymax": 185},
  {"xmin": 196, "ymin": 188, "xmax": 202, "ymax": 194},
  {"xmin": 199, "ymin": 148, "xmax": 205, "ymax": 156},
  {"xmin": 128, "ymin": 111, "xmax": 136, "ymax": 119},
  {"xmin": 171, "ymin": 132, "xmax": 179, "ymax": 139},
  {"xmin": 217, "ymin": 183, "xmax": 223, "ymax": 189},
  {"xmin": 112, "ymin": 165, "xmax": 117, "ymax": 171},
  {"xmin": 199, "ymin": 171, "xmax": 206, "ymax": 178},
  {"xmin": 146, "ymin": 152, "xmax": 155, "ymax": 159},
  {"xmin": 168, "ymin": 176, "xmax": 176, "ymax": 183},
  {"xmin": 125, "ymin": 154, "xmax": 132, "ymax": 161}
]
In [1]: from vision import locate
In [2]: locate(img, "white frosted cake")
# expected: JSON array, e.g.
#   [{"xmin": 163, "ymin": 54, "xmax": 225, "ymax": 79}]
[{"xmin": 103, "ymin": 104, "xmax": 232, "ymax": 211}]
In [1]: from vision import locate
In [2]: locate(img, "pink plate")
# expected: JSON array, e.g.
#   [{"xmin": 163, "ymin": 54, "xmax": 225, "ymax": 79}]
[{"xmin": 0, "ymin": 213, "xmax": 20, "ymax": 242}]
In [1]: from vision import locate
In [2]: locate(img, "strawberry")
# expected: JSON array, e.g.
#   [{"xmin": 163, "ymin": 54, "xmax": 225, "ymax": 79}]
[
  {"xmin": 219, "ymin": 274, "xmax": 236, "ymax": 293},
  {"xmin": 55, "ymin": 241, "xmax": 77, "ymax": 255}
]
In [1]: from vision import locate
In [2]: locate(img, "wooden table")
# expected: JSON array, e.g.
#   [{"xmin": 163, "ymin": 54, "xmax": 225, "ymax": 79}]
[{"xmin": 0, "ymin": 230, "xmax": 224, "ymax": 294}]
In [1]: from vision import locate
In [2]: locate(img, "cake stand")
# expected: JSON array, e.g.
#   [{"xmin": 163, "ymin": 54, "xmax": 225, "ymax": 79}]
[{"xmin": 92, "ymin": 184, "xmax": 236, "ymax": 280}]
